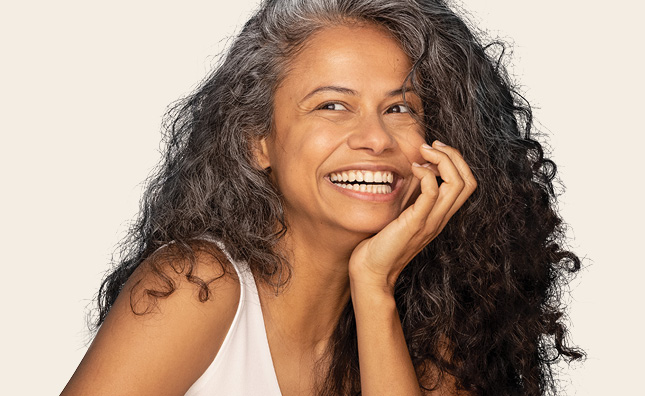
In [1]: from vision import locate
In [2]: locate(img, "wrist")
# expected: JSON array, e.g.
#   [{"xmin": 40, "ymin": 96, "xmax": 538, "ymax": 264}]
[
  {"xmin": 349, "ymin": 276, "xmax": 397, "ymax": 303},
  {"xmin": 349, "ymin": 267, "xmax": 398, "ymax": 296}
]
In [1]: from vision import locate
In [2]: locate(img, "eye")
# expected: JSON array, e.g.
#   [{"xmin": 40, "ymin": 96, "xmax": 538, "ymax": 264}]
[
  {"xmin": 386, "ymin": 104, "xmax": 414, "ymax": 114},
  {"xmin": 317, "ymin": 102, "xmax": 348, "ymax": 111}
]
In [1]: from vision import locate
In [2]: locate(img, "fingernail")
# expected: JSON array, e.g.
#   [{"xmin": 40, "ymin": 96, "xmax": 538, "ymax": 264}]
[
  {"xmin": 434, "ymin": 140, "xmax": 447, "ymax": 147},
  {"xmin": 412, "ymin": 162, "xmax": 422, "ymax": 167},
  {"xmin": 421, "ymin": 163, "xmax": 432, "ymax": 168},
  {"xmin": 421, "ymin": 143, "xmax": 433, "ymax": 150}
]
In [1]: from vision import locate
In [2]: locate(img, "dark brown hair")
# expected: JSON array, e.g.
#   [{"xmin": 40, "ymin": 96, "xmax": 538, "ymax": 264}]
[{"xmin": 96, "ymin": 1, "xmax": 583, "ymax": 394}]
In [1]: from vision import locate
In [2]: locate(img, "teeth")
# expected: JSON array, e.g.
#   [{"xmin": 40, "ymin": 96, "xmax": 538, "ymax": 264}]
[
  {"xmin": 332, "ymin": 183, "xmax": 392, "ymax": 194},
  {"xmin": 328, "ymin": 170, "xmax": 395, "ymax": 194},
  {"xmin": 348, "ymin": 170, "xmax": 356, "ymax": 182},
  {"xmin": 374, "ymin": 171, "xmax": 383, "ymax": 183},
  {"xmin": 329, "ymin": 170, "xmax": 393, "ymax": 184}
]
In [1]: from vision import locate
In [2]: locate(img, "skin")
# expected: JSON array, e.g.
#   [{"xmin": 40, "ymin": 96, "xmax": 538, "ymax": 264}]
[{"xmin": 62, "ymin": 24, "xmax": 476, "ymax": 396}]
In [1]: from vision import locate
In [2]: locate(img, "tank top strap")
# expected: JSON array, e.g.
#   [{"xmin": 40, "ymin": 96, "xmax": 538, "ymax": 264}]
[{"xmin": 184, "ymin": 240, "xmax": 282, "ymax": 395}]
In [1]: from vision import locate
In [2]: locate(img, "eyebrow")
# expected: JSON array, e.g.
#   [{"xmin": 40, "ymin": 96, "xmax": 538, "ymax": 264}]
[
  {"xmin": 298, "ymin": 85, "xmax": 418, "ymax": 105},
  {"xmin": 299, "ymin": 86, "xmax": 357, "ymax": 104},
  {"xmin": 386, "ymin": 87, "xmax": 418, "ymax": 98}
]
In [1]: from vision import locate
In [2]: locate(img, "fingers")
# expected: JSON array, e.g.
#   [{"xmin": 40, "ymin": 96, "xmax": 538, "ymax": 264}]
[
  {"xmin": 408, "ymin": 162, "xmax": 440, "ymax": 221},
  {"xmin": 416, "ymin": 143, "xmax": 463, "ymax": 232},
  {"xmin": 415, "ymin": 140, "xmax": 477, "ymax": 235},
  {"xmin": 429, "ymin": 141, "xmax": 477, "ymax": 226}
]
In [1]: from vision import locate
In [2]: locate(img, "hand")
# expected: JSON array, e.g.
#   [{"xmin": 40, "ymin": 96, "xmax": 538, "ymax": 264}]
[{"xmin": 348, "ymin": 140, "xmax": 477, "ymax": 294}]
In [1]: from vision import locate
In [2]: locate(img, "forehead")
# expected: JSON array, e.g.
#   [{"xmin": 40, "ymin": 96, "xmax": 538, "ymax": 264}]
[{"xmin": 280, "ymin": 24, "xmax": 412, "ymax": 88}]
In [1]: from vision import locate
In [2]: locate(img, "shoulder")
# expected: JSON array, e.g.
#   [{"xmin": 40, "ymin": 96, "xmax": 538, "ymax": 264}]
[
  {"xmin": 62, "ymin": 241, "xmax": 241, "ymax": 396},
  {"xmin": 129, "ymin": 241, "xmax": 241, "ymax": 315}
]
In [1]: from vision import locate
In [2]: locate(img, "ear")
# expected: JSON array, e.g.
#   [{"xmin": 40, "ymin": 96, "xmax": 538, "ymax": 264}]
[{"xmin": 252, "ymin": 136, "xmax": 271, "ymax": 170}]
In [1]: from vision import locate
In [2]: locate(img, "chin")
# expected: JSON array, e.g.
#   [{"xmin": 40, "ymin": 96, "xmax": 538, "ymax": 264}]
[{"xmin": 337, "ymin": 213, "xmax": 396, "ymax": 237}]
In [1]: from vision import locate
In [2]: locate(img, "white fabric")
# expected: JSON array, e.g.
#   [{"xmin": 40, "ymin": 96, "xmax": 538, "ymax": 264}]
[{"xmin": 184, "ymin": 250, "xmax": 282, "ymax": 396}]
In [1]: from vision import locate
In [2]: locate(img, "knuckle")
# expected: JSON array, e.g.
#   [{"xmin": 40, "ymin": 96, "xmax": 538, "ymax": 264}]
[
  {"xmin": 421, "ymin": 174, "xmax": 437, "ymax": 189},
  {"xmin": 454, "ymin": 178, "xmax": 465, "ymax": 191},
  {"xmin": 465, "ymin": 176, "xmax": 478, "ymax": 192},
  {"xmin": 425, "ymin": 184, "xmax": 439, "ymax": 199}
]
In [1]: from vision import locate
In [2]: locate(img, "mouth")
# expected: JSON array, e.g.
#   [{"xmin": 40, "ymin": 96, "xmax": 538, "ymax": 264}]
[{"xmin": 328, "ymin": 170, "xmax": 395, "ymax": 194}]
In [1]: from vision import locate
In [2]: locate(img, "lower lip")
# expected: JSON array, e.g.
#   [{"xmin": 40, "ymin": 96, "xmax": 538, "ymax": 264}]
[{"xmin": 326, "ymin": 178, "xmax": 401, "ymax": 202}]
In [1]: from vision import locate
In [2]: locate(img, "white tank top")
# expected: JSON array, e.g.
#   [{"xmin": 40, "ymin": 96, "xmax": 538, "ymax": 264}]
[{"xmin": 184, "ymin": 250, "xmax": 283, "ymax": 395}]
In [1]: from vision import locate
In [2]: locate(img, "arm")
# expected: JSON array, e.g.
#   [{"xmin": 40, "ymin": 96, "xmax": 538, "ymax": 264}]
[
  {"xmin": 349, "ymin": 141, "xmax": 476, "ymax": 395},
  {"xmin": 61, "ymin": 251, "xmax": 240, "ymax": 396}
]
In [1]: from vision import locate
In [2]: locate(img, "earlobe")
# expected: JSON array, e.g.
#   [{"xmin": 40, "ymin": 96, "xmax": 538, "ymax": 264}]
[{"xmin": 253, "ymin": 137, "xmax": 271, "ymax": 170}]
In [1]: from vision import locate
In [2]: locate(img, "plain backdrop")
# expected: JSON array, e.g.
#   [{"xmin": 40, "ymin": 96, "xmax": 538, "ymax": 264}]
[{"xmin": 1, "ymin": 1, "xmax": 643, "ymax": 394}]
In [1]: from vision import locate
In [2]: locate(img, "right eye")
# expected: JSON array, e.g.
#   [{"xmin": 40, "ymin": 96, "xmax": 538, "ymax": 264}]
[{"xmin": 317, "ymin": 102, "xmax": 348, "ymax": 111}]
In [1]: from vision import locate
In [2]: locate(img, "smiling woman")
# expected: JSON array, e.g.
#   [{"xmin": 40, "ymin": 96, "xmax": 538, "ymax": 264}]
[
  {"xmin": 61, "ymin": 1, "xmax": 582, "ymax": 395},
  {"xmin": 257, "ymin": 25, "xmax": 427, "ymax": 237}
]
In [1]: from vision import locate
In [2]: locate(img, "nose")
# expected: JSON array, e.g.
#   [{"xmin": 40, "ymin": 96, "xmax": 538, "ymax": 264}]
[{"xmin": 346, "ymin": 114, "xmax": 397, "ymax": 155}]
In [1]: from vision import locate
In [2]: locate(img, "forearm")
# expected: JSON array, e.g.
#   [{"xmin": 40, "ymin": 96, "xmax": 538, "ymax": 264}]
[{"xmin": 351, "ymin": 281, "xmax": 422, "ymax": 396}]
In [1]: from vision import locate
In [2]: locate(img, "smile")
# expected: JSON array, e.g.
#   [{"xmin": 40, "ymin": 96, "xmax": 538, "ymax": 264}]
[{"xmin": 328, "ymin": 170, "xmax": 394, "ymax": 194}]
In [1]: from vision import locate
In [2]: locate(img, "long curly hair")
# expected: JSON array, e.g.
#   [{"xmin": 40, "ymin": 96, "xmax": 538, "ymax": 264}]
[{"xmin": 95, "ymin": 0, "xmax": 583, "ymax": 394}]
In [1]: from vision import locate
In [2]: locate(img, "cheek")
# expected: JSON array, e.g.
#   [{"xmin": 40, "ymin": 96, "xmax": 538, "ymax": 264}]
[
  {"xmin": 399, "ymin": 130, "xmax": 426, "ymax": 163},
  {"xmin": 268, "ymin": 133, "xmax": 334, "ymax": 187}
]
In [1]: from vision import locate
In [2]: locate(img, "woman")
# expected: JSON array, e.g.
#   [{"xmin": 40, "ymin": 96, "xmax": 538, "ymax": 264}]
[{"xmin": 62, "ymin": 0, "xmax": 582, "ymax": 395}]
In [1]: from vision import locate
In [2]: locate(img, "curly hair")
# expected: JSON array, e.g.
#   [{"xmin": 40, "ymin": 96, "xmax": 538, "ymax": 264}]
[{"xmin": 95, "ymin": 0, "xmax": 583, "ymax": 395}]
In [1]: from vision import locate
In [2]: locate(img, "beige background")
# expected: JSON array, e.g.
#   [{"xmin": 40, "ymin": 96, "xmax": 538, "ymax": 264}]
[{"xmin": 1, "ymin": 0, "xmax": 642, "ymax": 394}]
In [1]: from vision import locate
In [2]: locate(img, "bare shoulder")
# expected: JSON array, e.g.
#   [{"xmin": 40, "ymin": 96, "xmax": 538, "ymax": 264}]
[{"xmin": 62, "ymin": 242, "xmax": 241, "ymax": 396}]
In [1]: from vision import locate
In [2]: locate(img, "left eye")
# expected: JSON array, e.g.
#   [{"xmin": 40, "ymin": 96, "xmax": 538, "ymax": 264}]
[
  {"xmin": 386, "ymin": 104, "xmax": 413, "ymax": 114},
  {"xmin": 318, "ymin": 102, "xmax": 348, "ymax": 111}
]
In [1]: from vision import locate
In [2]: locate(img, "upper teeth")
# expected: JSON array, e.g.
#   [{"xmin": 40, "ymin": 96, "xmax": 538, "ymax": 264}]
[{"xmin": 329, "ymin": 170, "xmax": 394, "ymax": 184}]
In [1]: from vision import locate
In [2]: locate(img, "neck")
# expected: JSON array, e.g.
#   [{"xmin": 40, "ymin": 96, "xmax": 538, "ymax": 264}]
[{"xmin": 258, "ymin": 220, "xmax": 368, "ymax": 355}]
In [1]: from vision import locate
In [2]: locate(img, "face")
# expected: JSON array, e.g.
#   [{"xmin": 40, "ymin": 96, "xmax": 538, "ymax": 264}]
[{"xmin": 256, "ymin": 24, "xmax": 426, "ymax": 239}]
